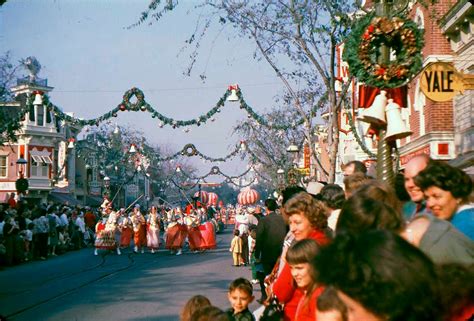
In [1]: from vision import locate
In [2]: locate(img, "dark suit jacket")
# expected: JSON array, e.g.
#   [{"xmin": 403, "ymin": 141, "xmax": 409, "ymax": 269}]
[{"xmin": 254, "ymin": 211, "xmax": 287, "ymax": 271}]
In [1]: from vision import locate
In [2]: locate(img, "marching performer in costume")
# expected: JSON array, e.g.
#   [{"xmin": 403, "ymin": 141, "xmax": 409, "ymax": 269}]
[
  {"xmin": 200, "ymin": 208, "xmax": 217, "ymax": 251},
  {"xmin": 147, "ymin": 206, "xmax": 161, "ymax": 253},
  {"xmin": 94, "ymin": 209, "xmax": 121, "ymax": 256},
  {"xmin": 165, "ymin": 207, "xmax": 187, "ymax": 255},
  {"xmin": 186, "ymin": 209, "xmax": 203, "ymax": 253},
  {"xmin": 119, "ymin": 210, "xmax": 133, "ymax": 249},
  {"xmin": 131, "ymin": 204, "xmax": 147, "ymax": 254}
]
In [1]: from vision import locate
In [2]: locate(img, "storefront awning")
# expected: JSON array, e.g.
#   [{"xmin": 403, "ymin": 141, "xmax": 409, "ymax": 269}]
[
  {"xmin": 48, "ymin": 192, "xmax": 81, "ymax": 206},
  {"xmin": 85, "ymin": 195, "xmax": 103, "ymax": 207}
]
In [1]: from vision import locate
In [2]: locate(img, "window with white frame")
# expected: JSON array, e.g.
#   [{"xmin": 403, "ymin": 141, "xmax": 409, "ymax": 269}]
[
  {"xmin": 30, "ymin": 155, "xmax": 49, "ymax": 177},
  {"xmin": 42, "ymin": 155, "xmax": 52, "ymax": 164},
  {"xmin": 36, "ymin": 105, "xmax": 44, "ymax": 126},
  {"xmin": 0, "ymin": 156, "xmax": 7, "ymax": 177}
]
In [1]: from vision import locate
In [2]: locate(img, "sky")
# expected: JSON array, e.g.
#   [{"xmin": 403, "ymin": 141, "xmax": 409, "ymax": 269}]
[{"xmin": 1, "ymin": 0, "xmax": 284, "ymax": 179}]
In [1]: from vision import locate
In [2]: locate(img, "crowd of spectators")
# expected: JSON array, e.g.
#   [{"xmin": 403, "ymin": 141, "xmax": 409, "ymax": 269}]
[{"xmin": 0, "ymin": 199, "xmax": 99, "ymax": 267}]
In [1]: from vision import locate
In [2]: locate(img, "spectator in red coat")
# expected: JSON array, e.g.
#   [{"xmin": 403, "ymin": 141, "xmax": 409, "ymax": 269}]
[
  {"xmin": 7, "ymin": 193, "xmax": 16, "ymax": 209},
  {"xmin": 272, "ymin": 192, "xmax": 329, "ymax": 321},
  {"xmin": 285, "ymin": 239, "xmax": 324, "ymax": 321}
]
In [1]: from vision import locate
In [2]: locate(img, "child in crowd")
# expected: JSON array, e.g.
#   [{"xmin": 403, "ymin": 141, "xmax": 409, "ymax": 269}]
[
  {"xmin": 226, "ymin": 278, "xmax": 255, "ymax": 321},
  {"xmin": 23, "ymin": 222, "xmax": 34, "ymax": 261},
  {"xmin": 316, "ymin": 287, "xmax": 347, "ymax": 321},
  {"xmin": 248, "ymin": 228, "xmax": 258, "ymax": 284},
  {"xmin": 180, "ymin": 295, "xmax": 212, "ymax": 321},
  {"xmin": 229, "ymin": 229, "xmax": 242, "ymax": 267}
]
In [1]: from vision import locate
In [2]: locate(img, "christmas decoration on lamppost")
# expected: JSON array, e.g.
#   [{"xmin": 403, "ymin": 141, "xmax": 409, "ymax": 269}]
[{"xmin": 15, "ymin": 156, "xmax": 29, "ymax": 197}]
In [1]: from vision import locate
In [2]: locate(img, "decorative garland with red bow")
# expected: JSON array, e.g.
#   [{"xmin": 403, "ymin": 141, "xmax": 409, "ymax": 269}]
[{"xmin": 343, "ymin": 14, "xmax": 424, "ymax": 88}]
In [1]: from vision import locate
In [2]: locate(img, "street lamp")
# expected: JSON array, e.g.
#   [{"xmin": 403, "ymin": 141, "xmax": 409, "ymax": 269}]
[
  {"xmin": 286, "ymin": 144, "xmax": 300, "ymax": 154},
  {"xmin": 286, "ymin": 143, "xmax": 300, "ymax": 186},
  {"xmin": 16, "ymin": 156, "xmax": 29, "ymax": 197},
  {"xmin": 16, "ymin": 156, "xmax": 28, "ymax": 176},
  {"xmin": 103, "ymin": 176, "xmax": 110, "ymax": 188}
]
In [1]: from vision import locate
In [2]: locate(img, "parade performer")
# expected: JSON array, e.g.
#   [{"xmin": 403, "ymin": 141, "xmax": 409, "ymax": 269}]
[
  {"xmin": 119, "ymin": 210, "xmax": 133, "ymax": 249},
  {"xmin": 165, "ymin": 208, "xmax": 187, "ymax": 255},
  {"xmin": 131, "ymin": 204, "xmax": 147, "ymax": 254},
  {"xmin": 147, "ymin": 206, "xmax": 161, "ymax": 253},
  {"xmin": 106, "ymin": 210, "xmax": 121, "ymax": 255},
  {"xmin": 200, "ymin": 217, "xmax": 217, "ymax": 251},
  {"xmin": 94, "ymin": 211, "xmax": 120, "ymax": 256},
  {"xmin": 186, "ymin": 209, "xmax": 203, "ymax": 252}
]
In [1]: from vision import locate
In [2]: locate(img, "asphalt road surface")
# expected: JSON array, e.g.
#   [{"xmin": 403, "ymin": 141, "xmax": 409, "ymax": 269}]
[{"xmin": 0, "ymin": 226, "xmax": 262, "ymax": 321}]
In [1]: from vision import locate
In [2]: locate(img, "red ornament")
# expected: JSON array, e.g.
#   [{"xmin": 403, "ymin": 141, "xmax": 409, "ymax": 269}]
[
  {"xmin": 375, "ymin": 67, "xmax": 386, "ymax": 76},
  {"xmin": 367, "ymin": 25, "xmax": 375, "ymax": 33},
  {"xmin": 119, "ymin": 104, "xmax": 126, "ymax": 111}
]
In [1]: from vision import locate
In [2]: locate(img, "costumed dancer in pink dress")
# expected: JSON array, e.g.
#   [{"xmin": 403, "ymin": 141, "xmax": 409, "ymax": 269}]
[
  {"xmin": 131, "ymin": 204, "xmax": 147, "ymax": 254},
  {"xmin": 165, "ymin": 208, "xmax": 187, "ymax": 255},
  {"xmin": 147, "ymin": 206, "xmax": 161, "ymax": 253}
]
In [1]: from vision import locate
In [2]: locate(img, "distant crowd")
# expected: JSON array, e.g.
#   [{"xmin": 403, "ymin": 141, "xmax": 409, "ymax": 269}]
[{"xmin": 0, "ymin": 198, "xmax": 102, "ymax": 266}]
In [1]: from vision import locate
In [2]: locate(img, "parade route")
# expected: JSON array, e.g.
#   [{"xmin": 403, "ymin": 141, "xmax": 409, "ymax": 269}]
[{"xmin": 0, "ymin": 227, "xmax": 259, "ymax": 321}]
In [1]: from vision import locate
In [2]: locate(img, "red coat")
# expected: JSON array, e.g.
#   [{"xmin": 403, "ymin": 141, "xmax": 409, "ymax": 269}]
[{"xmin": 273, "ymin": 229, "xmax": 329, "ymax": 321}]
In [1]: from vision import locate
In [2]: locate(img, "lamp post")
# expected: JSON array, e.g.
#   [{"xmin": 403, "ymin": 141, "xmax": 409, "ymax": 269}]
[
  {"xmin": 16, "ymin": 156, "xmax": 28, "ymax": 198},
  {"xmin": 286, "ymin": 143, "xmax": 300, "ymax": 186},
  {"xmin": 374, "ymin": 0, "xmax": 396, "ymax": 185},
  {"xmin": 103, "ymin": 176, "xmax": 110, "ymax": 197},
  {"xmin": 277, "ymin": 168, "xmax": 285, "ymax": 191}
]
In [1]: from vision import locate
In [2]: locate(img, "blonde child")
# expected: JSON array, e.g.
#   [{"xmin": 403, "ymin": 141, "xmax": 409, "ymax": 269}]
[
  {"xmin": 226, "ymin": 278, "xmax": 255, "ymax": 321},
  {"xmin": 229, "ymin": 229, "xmax": 242, "ymax": 267}
]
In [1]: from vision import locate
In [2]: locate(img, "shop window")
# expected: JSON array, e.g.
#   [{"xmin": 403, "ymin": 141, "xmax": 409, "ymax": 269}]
[
  {"xmin": 30, "ymin": 155, "xmax": 48, "ymax": 177},
  {"xmin": 0, "ymin": 156, "xmax": 7, "ymax": 177}
]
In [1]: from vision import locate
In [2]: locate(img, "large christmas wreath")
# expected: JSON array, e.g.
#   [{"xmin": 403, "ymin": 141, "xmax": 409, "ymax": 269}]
[
  {"xmin": 181, "ymin": 143, "xmax": 197, "ymax": 156},
  {"xmin": 121, "ymin": 87, "xmax": 146, "ymax": 111},
  {"xmin": 343, "ymin": 15, "xmax": 424, "ymax": 88}
]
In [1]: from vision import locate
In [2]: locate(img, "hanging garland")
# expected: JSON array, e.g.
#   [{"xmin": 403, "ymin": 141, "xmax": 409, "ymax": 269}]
[
  {"xmin": 19, "ymin": 87, "xmax": 311, "ymax": 131},
  {"xmin": 343, "ymin": 14, "xmax": 424, "ymax": 88}
]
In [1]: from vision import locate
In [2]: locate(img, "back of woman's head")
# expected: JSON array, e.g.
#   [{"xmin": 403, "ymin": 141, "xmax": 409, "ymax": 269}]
[
  {"xmin": 436, "ymin": 263, "xmax": 474, "ymax": 320},
  {"xmin": 284, "ymin": 192, "xmax": 328, "ymax": 230},
  {"xmin": 353, "ymin": 181, "xmax": 402, "ymax": 214},
  {"xmin": 313, "ymin": 230, "xmax": 441, "ymax": 321},
  {"xmin": 336, "ymin": 194, "xmax": 404, "ymax": 235},
  {"xmin": 319, "ymin": 184, "xmax": 346, "ymax": 210},
  {"xmin": 181, "ymin": 295, "xmax": 211, "ymax": 321}
]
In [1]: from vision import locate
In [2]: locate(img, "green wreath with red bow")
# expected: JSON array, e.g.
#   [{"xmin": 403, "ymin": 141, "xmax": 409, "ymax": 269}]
[
  {"xmin": 343, "ymin": 15, "xmax": 424, "ymax": 88},
  {"xmin": 121, "ymin": 87, "xmax": 146, "ymax": 111}
]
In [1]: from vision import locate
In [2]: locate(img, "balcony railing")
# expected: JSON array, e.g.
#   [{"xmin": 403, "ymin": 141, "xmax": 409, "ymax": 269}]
[{"xmin": 16, "ymin": 76, "xmax": 48, "ymax": 87}]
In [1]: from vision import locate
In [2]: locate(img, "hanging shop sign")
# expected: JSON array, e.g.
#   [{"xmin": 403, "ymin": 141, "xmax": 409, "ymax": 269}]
[{"xmin": 420, "ymin": 62, "xmax": 474, "ymax": 102}]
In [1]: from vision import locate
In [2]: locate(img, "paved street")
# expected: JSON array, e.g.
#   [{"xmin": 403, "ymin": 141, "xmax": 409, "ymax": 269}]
[{"xmin": 0, "ymin": 227, "xmax": 260, "ymax": 321}]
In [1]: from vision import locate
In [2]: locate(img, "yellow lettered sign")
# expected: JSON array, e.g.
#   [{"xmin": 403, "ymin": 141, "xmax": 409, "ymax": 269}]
[{"xmin": 420, "ymin": 62, "xmax": 472, "ymax": 102}]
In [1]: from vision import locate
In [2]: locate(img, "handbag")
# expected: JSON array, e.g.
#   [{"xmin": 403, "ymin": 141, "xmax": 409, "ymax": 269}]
[{"xmin": 261, "ymin": 295, "xmax": 284, "ymax": 321}]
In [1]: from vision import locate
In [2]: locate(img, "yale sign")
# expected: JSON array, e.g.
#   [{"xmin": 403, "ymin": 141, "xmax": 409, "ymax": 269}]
[{"xmin": 420, "ymin": 62, "xmax": 474, "ymax": 102}]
